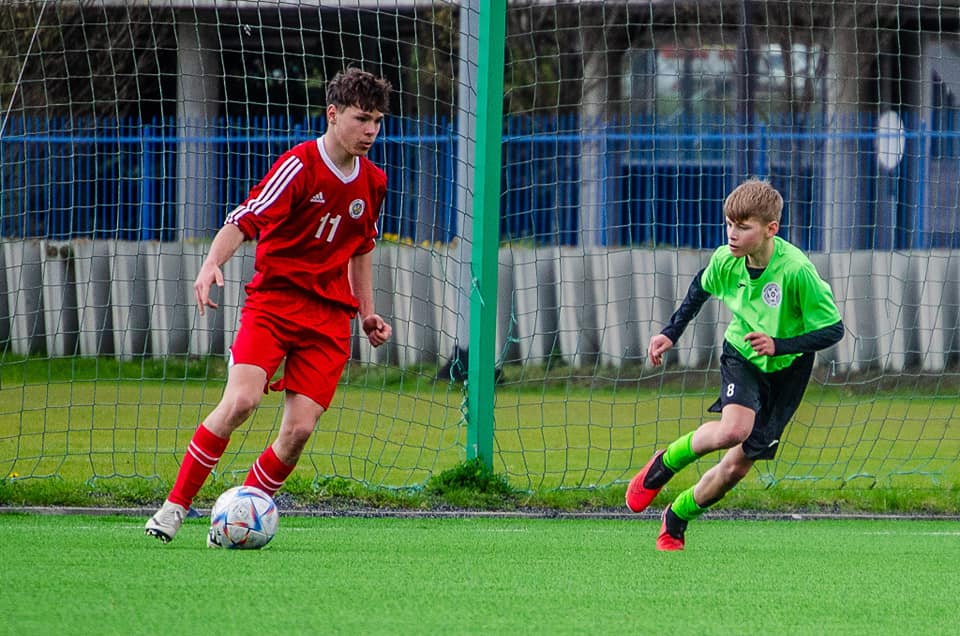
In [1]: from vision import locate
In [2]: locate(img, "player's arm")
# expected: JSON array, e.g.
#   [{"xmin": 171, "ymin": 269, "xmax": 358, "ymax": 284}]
[
  {"xmin": 194, "ymin": 223, "xmax": 245, "ymax": 316},
  {"xmin": 201, "ymin": 151, "xmax": 300, "ymax": 316},
  {"xmin": 768, "ymin": 320, "xmax": 844, "ymax": 355},
  {"xmin": 649, "ymin": 269, "xmax": 712, "ymax": 366},
  {"xmin": 348, "ymin": 249, "xmax": 392, "ymax": 347}
]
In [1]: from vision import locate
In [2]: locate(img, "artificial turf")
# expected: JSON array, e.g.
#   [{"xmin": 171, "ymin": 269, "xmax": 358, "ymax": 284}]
[{"xmin": 2, "ymin": 512, "xmax": 958, "ymax": 635}]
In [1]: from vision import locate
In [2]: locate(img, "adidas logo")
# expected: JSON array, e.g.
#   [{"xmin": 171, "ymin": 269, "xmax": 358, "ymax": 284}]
[{"xmin": 310, "ymin": 192, "xmax": 325, "ymax": 204}]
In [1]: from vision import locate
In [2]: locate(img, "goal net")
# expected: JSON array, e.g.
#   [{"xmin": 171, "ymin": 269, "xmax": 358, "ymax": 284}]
[{"xmin": 1, "ymin": 1, "xmax": 959, "ymax": 501}]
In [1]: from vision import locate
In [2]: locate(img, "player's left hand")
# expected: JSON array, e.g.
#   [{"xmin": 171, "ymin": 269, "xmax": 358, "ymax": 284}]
[
  {"xmin": 744, "ymin": 332, "xmax": 775, "ymax": 356},
  {"xmin": 362, "ymin": 314, "xmax": 392, "ymax": 347}
]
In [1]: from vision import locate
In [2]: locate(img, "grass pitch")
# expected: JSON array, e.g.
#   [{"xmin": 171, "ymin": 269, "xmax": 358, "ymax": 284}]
[
  {"xmin": 3, "ymin": 355, "xmax": 960, "ymax": 513},
  {"xmin": 2, "ymin": 512, "xmax": 958, "ymax": 635}
]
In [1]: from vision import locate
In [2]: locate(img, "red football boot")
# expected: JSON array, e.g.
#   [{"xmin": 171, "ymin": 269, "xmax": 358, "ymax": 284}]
[
  {"xmin": 655, "ymin": 505, "xmax": 687, "ymax": 551},
  {"xmin": 625, "ymin": 450, "xmax": 670, "ymax": 513}
]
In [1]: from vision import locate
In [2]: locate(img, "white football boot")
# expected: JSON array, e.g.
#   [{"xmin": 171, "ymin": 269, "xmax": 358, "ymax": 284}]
[{"xmin": 144, "ymin": 501, "xmax": 188, "ymax": 543}]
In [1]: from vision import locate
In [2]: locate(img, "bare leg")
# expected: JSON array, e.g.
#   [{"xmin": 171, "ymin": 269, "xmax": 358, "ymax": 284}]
[
  {"xmin": 244, "ymin": 391, "xmax": 326, "ymax": 495},
  {"xmin": 203, "ymin": 363, "xmax": 269, "ymax": 438},
  {"xmin": 693, "ymin": 443, "xmax": 755, "ymax": 506},
  {"xmin": 273, "ymin": 391, "xmax": 326, "ymax": 464},
  {"xmin": 146, "ymin": 363, "xmax": 268, "ymax": 542},
  {"xmin": 690, "ymin": 403, "xmax": 756, "ymax": 456}
]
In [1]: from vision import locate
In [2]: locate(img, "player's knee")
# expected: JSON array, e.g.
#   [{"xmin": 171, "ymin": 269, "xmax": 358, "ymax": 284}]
[
  {"xmin": 278, "ymin": 422, "xmax": 314, "ymax": 452},
  {"xmin": 227, "ymin": 393, "xmax": 262, "ymax": 423},
  {"xmin": 710, "ymin": 458, "xmax": 751, "ymax": 491},
  {"xmin": 715, "ymin": 421, "xmax": 752, "ymax": 449}
]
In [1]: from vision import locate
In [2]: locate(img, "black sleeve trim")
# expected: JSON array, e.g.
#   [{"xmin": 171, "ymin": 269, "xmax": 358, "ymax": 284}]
[
  {"xmin": 661, "ymin": 269, "xmax": 711, "ymax": 343},
  {"xmin": 772, "ymin": 320, "xmax": 844, "ymax": 355}
]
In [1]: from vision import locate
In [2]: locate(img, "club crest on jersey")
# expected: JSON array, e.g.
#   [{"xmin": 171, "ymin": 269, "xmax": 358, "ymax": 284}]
[
  {"xmin": 762, "ymin": 282, "xmax": 782, "ymax": 307},
  {"xmin": 349, "ymin": 199, "xmax": 365, "ymax": 219}
]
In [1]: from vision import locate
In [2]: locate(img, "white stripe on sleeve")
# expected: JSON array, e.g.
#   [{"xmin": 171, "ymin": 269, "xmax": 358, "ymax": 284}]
[{"xmin": 226, "ymin": 155, "xmax": 303, "ymax": 224}]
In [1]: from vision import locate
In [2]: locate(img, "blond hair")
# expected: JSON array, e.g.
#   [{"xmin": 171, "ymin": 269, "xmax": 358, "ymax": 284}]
[{"xmin": 723, "ymin": 179, "xmax": 783, "ymax": 224}]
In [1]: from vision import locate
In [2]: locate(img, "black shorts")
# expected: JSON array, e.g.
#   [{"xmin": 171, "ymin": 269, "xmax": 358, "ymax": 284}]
[{"xmin": 707, "ymin": 341, "xmax": 814, "ymax": 460}]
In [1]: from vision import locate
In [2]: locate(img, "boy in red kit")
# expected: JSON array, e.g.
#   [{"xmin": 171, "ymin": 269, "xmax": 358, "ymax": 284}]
[{"xmin": 146, "ymin": 68, "xmax": 394, "ymax": 543}]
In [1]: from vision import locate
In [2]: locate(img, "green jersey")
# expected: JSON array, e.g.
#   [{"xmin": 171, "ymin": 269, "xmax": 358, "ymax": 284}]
[{"xmin": 700, "ymin": 236, "xmax": 841, "ymax": 373}]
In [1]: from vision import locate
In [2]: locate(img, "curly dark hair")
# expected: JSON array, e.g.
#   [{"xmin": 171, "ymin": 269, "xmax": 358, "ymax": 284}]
[{"xmin": 325, "ymin": 68, "xmax": 392, "ymax": 113}]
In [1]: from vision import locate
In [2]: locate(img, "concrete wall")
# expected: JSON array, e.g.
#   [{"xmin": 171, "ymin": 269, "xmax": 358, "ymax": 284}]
[{"xmin": 3, "ymin": 239, "xmax": 958, "ymax": 375}]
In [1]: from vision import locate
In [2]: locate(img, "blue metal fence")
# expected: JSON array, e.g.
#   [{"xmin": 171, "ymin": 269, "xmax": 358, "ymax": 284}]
[
  {"xmin": 0, "ymin": 117, "xmax": 179, "ymax": 241},
  {"xmin": 0, "ymin": 114, "xmax": 945, "ymax": 250},
  {"xmin": 500, "ymin": 115, "xmax": 582, "ymax": 246}
]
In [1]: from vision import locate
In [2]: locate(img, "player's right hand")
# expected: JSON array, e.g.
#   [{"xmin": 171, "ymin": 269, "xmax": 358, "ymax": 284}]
[
  {"xmin": 194, "ymin": 263, "xmax": 225, "ymax": 316},
  {"xmin": 362, "ymin": 314, "xmax": 392, "ymax": 347},
  {"xmin": 647, "ymin": 334, "xmax": 674, "ymax": 366}
]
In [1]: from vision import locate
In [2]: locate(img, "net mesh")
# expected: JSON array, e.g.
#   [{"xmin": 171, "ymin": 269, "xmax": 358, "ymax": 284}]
[{"xmin": 1, "ymin": 1, "xmax": 959, "ymax": 496}]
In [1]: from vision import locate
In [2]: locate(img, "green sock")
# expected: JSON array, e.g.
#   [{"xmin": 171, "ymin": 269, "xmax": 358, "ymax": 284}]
[
  {"xmin": 662, "ymin": 431, "xmax": 698, "ymax": 473},
  {"xmin": 671, "ymin": 486, "xmax": 708, "ymax": 522}
]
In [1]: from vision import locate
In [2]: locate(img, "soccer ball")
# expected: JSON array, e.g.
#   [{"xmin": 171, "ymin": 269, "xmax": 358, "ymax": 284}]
[{"xmin": 208, "ymin": 485, "xmax": 279, "ymax": 549}]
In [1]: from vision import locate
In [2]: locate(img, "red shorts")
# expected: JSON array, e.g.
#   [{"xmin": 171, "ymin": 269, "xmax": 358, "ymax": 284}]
[{"xmin": 230, "ymin": 289, "xmax": 352, "ymax": 409}]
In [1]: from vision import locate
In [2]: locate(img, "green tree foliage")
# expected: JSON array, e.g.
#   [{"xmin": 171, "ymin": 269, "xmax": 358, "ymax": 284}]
[
  {"xmin": 405, "ymin": 4, "xmax": 458, "ymax": 118},
  {"xmin": 0, "ymin": 1, "xmax": 176, "ymax": 122}
]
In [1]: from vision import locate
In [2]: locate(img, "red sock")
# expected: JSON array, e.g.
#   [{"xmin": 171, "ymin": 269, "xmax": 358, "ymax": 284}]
[
  {"xmin": 244, "ymin": 445, "xmax": 296, "ymax": 496},
  {"xmin": 168, "ymin": 424, "xmax": 229, "ymax": 508}
]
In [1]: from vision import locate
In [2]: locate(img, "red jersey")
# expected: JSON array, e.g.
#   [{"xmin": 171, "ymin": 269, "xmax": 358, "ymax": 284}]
[{"xmin": 226, "ymin": 137, "xmax": 387, "ymax": 312}]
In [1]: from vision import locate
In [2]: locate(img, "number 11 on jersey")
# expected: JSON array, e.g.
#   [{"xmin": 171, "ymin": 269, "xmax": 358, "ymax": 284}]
[{"xmin": 315, "ymin": 213, "xmax": 342, "ymax": 242}]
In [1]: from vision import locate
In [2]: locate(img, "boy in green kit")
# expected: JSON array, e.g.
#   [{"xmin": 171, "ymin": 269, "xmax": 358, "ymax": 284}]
[{"xmin": 626, "ymin": 179, "xmax": 843, "ymax": 550}]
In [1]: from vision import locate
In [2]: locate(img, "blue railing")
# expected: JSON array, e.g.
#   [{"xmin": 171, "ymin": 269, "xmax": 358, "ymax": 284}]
[
  {"xmin": 0, "ymin": 117, "xmax": 179, "ymax": 241},
  {"xmin": 0, "ymin": 114, "xmax": 950, "ymax": 250}
]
